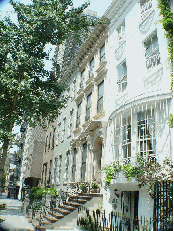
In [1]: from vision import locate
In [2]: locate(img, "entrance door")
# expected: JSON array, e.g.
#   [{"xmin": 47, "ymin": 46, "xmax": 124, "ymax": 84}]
[{"xmin": 121, "ymin": 191, "xmax": 139, "ymax": 230}]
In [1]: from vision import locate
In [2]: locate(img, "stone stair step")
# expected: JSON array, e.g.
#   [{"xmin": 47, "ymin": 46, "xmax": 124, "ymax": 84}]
[
  {"xmin": 69, "ymin": 195, "xmax": 93, "ymax": 200},
  {"xmin": 78, "ymin": 192, "xmax": 103, "ymax": 197},
  {"xmin": 35, "ymin": 216, "xmax": 52, "ymax": 225},
  {"xmin": 53, "ymin": 208, "xmax": 71, "ymax": 215},
  {"xmin": 43, "ymin": 214, "xmax": 58, "ymax": 223},
  {"xmin": 64, "ymin": 202, "xmax": 82, "ymax": 208},
  {"xmin": 48, "ymin": 211, "xmax": 64, "ymax": 219},
  {"xmin": 69, "ymin": 198, "xmax": 87, "ymax": 204},
  {"xmin": 59, "ymin": 204, "xmax": 76, "ymax": 211}
]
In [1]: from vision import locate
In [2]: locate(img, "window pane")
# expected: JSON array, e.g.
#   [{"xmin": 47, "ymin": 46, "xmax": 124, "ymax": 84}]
[
  {"xmin": 98, "ymin": 81, "xmax": 104, "ymax": 98},
  {"xmin": 87, "ymin": 93, "xmax": 92, "ymax": 108},
  {"xmin": 100, "ymin": 44, "xmax": 105, "ymax": 64},
  {"xmin": 82, "ymin": 143, "xmax": 87, "ymax": 162}
]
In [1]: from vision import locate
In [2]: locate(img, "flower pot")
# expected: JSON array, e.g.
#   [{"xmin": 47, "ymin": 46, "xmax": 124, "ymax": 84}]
[{"xmin": 81, "ymin": 188, "xmax": 88, "ymax": 193}]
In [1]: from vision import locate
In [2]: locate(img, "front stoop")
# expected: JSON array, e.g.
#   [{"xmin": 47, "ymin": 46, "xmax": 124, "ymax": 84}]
[{"xmin": 27, "ymin": 192, "xmax": 103, "ymax": 230}]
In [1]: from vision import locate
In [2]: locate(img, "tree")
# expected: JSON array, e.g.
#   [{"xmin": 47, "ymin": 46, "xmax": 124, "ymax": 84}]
[{"xmin": 0, "ymin": 0, "xmax": 98, "ymax": 176}]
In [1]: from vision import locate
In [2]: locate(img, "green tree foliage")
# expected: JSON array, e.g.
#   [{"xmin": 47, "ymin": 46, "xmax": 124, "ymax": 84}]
[
  {"xmin": 157, "ymin": 0, "xmax": 173, "ymax": 91},
  {"xmin": 0, "ymin": 0, "xmax": 98, "ymax": 172}
]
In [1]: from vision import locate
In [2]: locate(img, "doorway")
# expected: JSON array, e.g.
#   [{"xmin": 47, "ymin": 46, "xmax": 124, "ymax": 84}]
[{"xmin": 121, "ymin": 191, "xmax": 139, "ymax": 230}]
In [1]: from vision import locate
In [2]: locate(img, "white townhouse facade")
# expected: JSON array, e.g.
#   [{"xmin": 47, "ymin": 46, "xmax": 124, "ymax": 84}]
[
  {"xmin": 52, "ymin": 20, "xmax": 109, "ymax": 190},
  {"xmin": 52, "ymin": 0, "xmax": 172, "ymax": 221},
  {"xmin": 102, "ymin": 0, "xmax": 173, "ymax": 220}
]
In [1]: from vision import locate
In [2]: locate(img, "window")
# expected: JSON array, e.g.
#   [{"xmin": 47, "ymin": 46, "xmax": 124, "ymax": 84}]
[
  {"xmin": 68, "ymin": 110, "xmax": 73, "ymax": 137},
  {"xmin": 117, "ymin": 21, "xmax": 125, "ymax": 43},
  {"xmin": 122, "ymin": 116, "xmax": 131, "ymax": 159},
  {"xmin": 137, "ymin": 109, "xmax": 155, "ymax": 156},
  {"xmin": 100, "ymin": 44, "xmax": 105, "ymax": 64},
  {"xmin": 48, "ymin": 132, "xmax": 51, "ymax": 150},
  {"xmin": 58, "ymin": 154, "xmax": 62, "ymax": 183},
  {"xmin": 52, "ymin": 128, "xmax": 55, "ymax": 149},
  {"xmin": 81, "ymin": 143, "xmax": 87, "ymax": 181},
  {"xmin": 57, "ymin": 122, "xmax": 61, "ymax": 145},
  {"xmin": 117, "ymin": 60, "xmax": 127, "ymax": 92},
  {"xmin": 53, "ymin": 157, "xmax": 58, "ymax": 185},
  {"xmin": 76, "ymin": 102, "xmax": 82, "ymax": 128},
  {"xmin": 45, "ymin": 136, "xmax": 48, "ymax": 153},
  {"xmin": 86, "ymin": 93, "xmax": 92, "ymax": 121},
  {"xmin": 65, "ymin": 151, "xmax": 70, "ymax": 182},
  {"xmin": 63, "ymin": 117, "xmax": 66, "ymax": 137},
  {"xmin": 89, "ymin": 57, "xmax": 94, "ymax": 78},
  {"xmin": 144, "ymin": 33, "xmax": 160, "ymax": 69},
  {"xmin": 140, "ymin": 0, "xmax": 152, "ymax": 15},
  {"xmin": 80, "ymin": 70, "xmax": 85, "ymax": 88},
  {"xmin": 72, "ymin": 148, "xmax": 77, "ymax": 182},
  {"xmin": 72, "ymin": 79, "xmax": 76, "ymax": 98},
  {"xmin": 97, "ymin": 81, "xmax": 104, "ymax": 113}
]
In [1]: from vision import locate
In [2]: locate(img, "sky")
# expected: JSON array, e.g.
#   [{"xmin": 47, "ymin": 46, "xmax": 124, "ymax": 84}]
[
  {"xmin": 0, "ymin": 0, "xmax": 114, "ymax": 17},
  {"xmin": 0, "ymin": 0, "xmax": 114, "ymax": 152}
]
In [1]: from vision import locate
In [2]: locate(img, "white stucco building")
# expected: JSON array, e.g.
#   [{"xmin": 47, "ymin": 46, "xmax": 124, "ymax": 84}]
[
  {"xmin": 18, "ymin": 0, "xmax": 172, "ymax": 225},
  {"xmin": 52, "ymin": 0, "xmax": 172, "ymax": 221}
]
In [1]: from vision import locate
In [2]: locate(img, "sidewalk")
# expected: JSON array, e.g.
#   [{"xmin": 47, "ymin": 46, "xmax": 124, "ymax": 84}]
[
  {"xmin": 0, "ymin": 193, "xmax": 79, "ymax": 230},
  {"xmin": 0, "ymin": 192, "xmax": 35, "ymax": 231}
]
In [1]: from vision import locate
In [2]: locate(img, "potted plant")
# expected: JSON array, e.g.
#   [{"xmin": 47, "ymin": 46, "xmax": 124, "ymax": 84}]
[
  {"xmin": 79, "ymin": 183, "xmax": 88, "ymax": 193},
  {"xmin": 91, "ymin": 181, "xmax": 99, "ymax": 193}
]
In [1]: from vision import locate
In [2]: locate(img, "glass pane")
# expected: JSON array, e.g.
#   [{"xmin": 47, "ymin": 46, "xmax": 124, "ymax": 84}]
[
  {"xmin": 97, "ymin": 97, "xmax": 103, "ymax": 113},
  {"xmin": 82, "ymin": 143, "xmax": 87, "ymax": 162},
  {"xmin": 98, "ymin": 81, "xmax": 104, "ymax": 98},
  {"xmin": 90, "ymin": 57, "xmax": 94, "ymax": 69},
  {"xmin": 100, "ymin": 44, "xmax": 105, "ymax": 57},
  {"xmin": 87, "ymin": 93, "xmax": 92, "ymax": 108}
]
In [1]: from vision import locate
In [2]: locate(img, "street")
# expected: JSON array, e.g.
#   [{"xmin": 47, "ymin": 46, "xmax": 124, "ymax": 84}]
[
  {"xmin": 0, "ymin": 193, "xmax": 78, "ymax": 231},
  {"xmin": 0, "ymin": 192, "xmax": 35, "ymax": 231}
]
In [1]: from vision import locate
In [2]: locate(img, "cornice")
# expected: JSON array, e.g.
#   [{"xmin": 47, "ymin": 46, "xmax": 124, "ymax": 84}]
[{"xmin": 109, "ymin": 92, "xmax": 173, "ymax": 121}]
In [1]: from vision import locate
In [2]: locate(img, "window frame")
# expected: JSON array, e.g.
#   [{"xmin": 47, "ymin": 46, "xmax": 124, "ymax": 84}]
[
  {"xmin": 144, "ymin": 33, "xmax": 160, "ymax": 69},
  {"xmin": 86, "ymin": 92, "xmax": 92, "ymax": 121},
  {"xmin": 76, "ymin": 102, "xmax": 82, "ymax": 128},
  {"xmin": 80, "ymin": 69, "xmax": 85, "ymax": 88},
  {"xmin": 97, "ymin": 80, "xmax": 104, "ymax": 113},
  {"xmin": 117, "ymin": 60, "xmax": 127, "ymax": 92},
  {"xmin": 89, "ymin": 57, "xmax": 94, "ymax": 78},
  {"xmin": 117, "ymin": 20, "xmax": 125, "ymax": 43},
  {"xmin": 100, "ymin": 44, "xmax": 105, "ymax": 65},
  {"xmin": 81, "ymin": 143, "xmax": 87, "ymax": 181}
]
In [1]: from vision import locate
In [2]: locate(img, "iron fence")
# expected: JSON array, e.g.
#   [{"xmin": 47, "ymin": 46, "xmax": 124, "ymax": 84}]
[{"xmin": 77, "ymin": 205, "xmax": 173, "ymax": 231}]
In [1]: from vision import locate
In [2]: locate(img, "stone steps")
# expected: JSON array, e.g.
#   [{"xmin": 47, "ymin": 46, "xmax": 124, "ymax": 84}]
[
  {"xmin": 64, "ymin": 201, "xmax": 82, "ymax": 208},
  {"xmin": 59, "ymin": 204, "xmax": 76, "ymax": 211},
  {"xmin": 53, "ymin": 208, "xmax": 71, "ymax": 215},
  {"xmin": 48, "ymin": 211, "xmax": 64, "ymax": 219},
  {"xmin": 36, "ymin": 216, "xmax": 52, "ymax": 225},
  {"xmin": 69, "ymin": 198, "xmax": 87, "ymax": 204},
  {"xmin": 43, "ymin": 213, "xmax": 58, "ymax": 223},
  {"xmin": 28, "ymin": 192, "xmax": 103, "ymax": 229}
]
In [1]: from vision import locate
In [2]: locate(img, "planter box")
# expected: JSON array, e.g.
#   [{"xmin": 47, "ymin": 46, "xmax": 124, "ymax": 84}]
[{"xmin": 110, "ymin": 172, "xmax": 139, "ymax": 191}]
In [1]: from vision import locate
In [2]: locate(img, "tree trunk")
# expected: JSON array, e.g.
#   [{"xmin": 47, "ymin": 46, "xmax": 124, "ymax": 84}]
[{"xmin": 0, "ymin": 138, "xmax": 10, "ymax": 181}]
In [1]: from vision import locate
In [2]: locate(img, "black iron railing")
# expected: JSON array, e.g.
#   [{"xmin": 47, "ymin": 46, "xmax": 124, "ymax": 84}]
[{"xmin": 77, "ymin": 205, "xmax": 173, "ymax": 231}]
